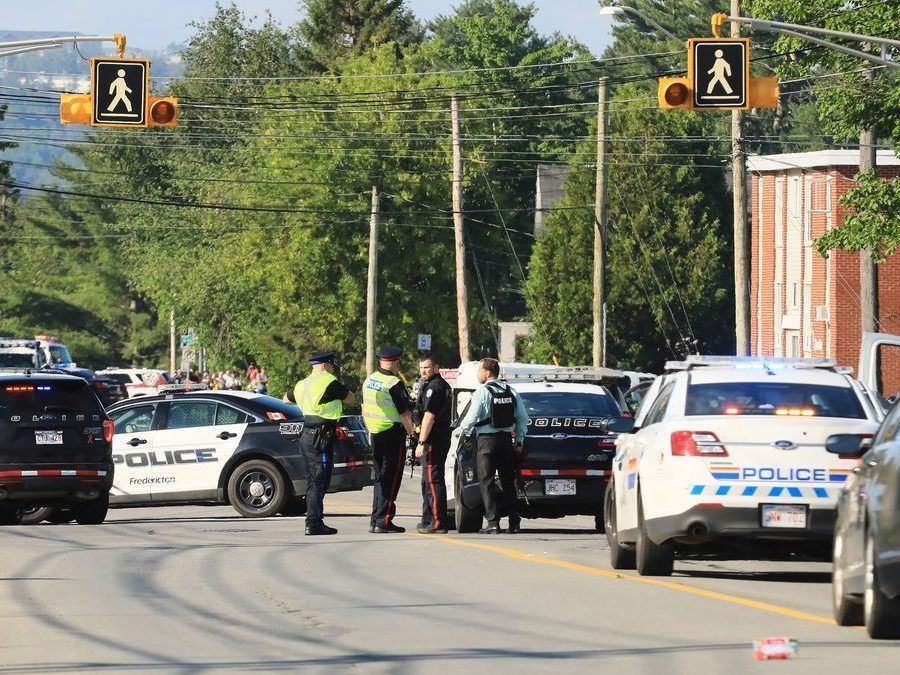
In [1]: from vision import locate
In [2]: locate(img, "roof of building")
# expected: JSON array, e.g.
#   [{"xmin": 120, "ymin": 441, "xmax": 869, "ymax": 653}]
[{"xmin": 747, "ymin": 149, "xmax": 899, "ymax": 173}]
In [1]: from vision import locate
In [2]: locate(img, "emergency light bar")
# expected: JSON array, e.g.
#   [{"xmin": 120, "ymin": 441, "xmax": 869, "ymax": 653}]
[
  {"xmin": 510, "ymin": 367, "xmax": 628, "ymax": 383},
  {"xmin": 665, "ymin": 355, "xmax": 848, "ymax": 373},
  {"xmin": 158, "ymin": 383, "xmax": 209, "ymax": 393}
]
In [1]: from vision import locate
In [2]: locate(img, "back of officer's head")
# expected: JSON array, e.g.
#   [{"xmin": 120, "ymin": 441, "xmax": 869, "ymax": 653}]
[{"xmin": 479, "ymin": 358, "xmax": 500, "ymax": 378}]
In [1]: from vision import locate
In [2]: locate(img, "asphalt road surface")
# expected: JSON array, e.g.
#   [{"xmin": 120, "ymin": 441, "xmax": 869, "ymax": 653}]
[{"xmin": 2, "ymin": 478, "xmax": 898, "ymax": 674}]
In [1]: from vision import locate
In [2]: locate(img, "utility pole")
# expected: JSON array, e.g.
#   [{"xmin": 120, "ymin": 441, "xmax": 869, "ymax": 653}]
[
  {"xmin": 731, "ymin": 0, "xmax": 750, "ymax": 356},
  {"xmin": 365, "ymin": 186, "xmax": 380, "ymax": 375},
  {"xmin": 859, "ymin": 66, "xmax": 878, "ymax": 337},
  {"xmin": 451, "ymin": 94, "xmax": 471, "ymax": 363},
  {"xmin": 593, "ymin": 78, "xmax": 608, "ymax": 368},
  {"xmin": 169, "ymin": 309, "xmax": 175, "ymax": 374}
]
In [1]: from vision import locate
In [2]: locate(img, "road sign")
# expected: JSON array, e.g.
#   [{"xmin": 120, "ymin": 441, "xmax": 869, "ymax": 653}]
[
  {"xmin": 690, "ymin": 38, "xmax": 749, "ymax": 109},
  {"xmin": 417, "ymin": 333, "xmax": 432, "ymax": 351},
  {"xmin": 91, "ymin": 57, "xmax": 148, "ymax": 127},
  {"xmin": 181, "ymin": 348, "xmax": 196, "ymax": 363}
]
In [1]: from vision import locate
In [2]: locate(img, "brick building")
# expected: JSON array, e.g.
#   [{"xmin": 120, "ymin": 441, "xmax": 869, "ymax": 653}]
[{"xmin": 747, "ymin": 150, "xmax": 900, "ymax": 396}]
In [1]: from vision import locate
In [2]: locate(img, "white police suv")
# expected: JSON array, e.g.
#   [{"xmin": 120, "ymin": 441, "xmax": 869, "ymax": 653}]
[{"xmin": 604, "ymin": 356, "xmax": 884, "ymax": 576}]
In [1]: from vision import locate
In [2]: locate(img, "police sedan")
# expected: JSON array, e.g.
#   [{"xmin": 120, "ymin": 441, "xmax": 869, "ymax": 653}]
[{"xmin": 96, "ymin": 386, "xmax": 373, "ymax": 518}]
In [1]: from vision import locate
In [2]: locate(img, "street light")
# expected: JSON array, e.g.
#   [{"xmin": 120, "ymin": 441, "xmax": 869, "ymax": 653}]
[{"xmin": 598, "ymin": 2, "xmax": 681, "ymax": 42}]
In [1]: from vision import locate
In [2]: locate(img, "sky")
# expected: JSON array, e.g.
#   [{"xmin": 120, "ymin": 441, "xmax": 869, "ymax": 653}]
[{"xmin": 1, "ymin": 0, "xmax": 614, "ymax": 55}]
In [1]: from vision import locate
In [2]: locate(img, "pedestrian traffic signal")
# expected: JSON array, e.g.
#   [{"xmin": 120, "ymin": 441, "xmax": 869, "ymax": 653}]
[
  {"xmin": 658, "ymin": 77, "xmax": 691, "ymax": 109},
  {"xmin": 59, "ymin": 93, "xmax": 92, "ymax": 125},
  {"xmin": 148, "ymin": 97, "xmax": 178, "ymax": 127}
]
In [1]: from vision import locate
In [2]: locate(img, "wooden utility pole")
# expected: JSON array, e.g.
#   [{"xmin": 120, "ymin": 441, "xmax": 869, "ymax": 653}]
[
  {"xmin": 365, "ymin": 186, "xmax": 380, "ymax": 375},
  {"xmin": 859, "ymin": 68, "xmax": 879, "ymax": 337},
  {"xmin": 593, "ymin": 78, "xmax": 608, "ymax": 368},
  {"xmin": 451, "ymin": 94, "xmax": 471, "ymax": 363},
  {"xmin": 732, "ymin": 0, "xmax": 750, "ymax": 356}
]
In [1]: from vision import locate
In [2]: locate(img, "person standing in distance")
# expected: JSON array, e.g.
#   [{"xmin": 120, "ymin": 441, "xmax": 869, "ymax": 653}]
[
  {"xmin": 294, "ymin": 351, "xmax": 355, "ymax": 536},
  {"xmin": 363, "ymin": 346, "xmax": 415, "ymax": 533},
  {"xmin": 413, "ymin": 353, "xmax": 453, "ymax": 534},
  {"xmin": 457, "ymin": 358, "xmax": 529, "ymax": 534}
]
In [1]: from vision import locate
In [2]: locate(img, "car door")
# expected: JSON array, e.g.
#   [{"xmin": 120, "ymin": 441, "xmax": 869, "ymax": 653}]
[
  {"xmin": 109, "ymin": 403, "xmax": 157, "ymax": 503},
  {"xmin": 150, "ymin": 399, "xmax": 248, "ymax": 501}
]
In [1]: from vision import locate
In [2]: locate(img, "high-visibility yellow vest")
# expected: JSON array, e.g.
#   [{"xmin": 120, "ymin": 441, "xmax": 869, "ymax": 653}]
[
  {"xmin": 362, "ymin": 370, "xmax": 402, "ymax": 433},
  {"xmin": 295, "ymin": 370, "xmax": 342, "ymax": 421}
]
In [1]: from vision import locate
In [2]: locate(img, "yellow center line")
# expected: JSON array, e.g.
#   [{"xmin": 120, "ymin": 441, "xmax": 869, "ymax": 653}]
[{"xmin": 413, "ymin": 533, "xmax": 839, "ymax": 627}]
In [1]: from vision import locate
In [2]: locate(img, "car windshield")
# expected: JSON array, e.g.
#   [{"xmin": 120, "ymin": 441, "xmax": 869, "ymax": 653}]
[
  {"xmin": 0, "ymin": 353, "xmax": 36, "ymax": 369},
  {"xmin": 686, "ymin": 382, "xmax": 866, "ymax": 419},
  {"xmin": 47, "ymin": 345, "xmax": 73, "ymax": 366},
  {"xmin": 0, "ymin": 380, "xmax": 101, "ymax": 415},
  {"xmin": 518, "ymin": 392, "xmax": 621, "ymax": 417}
]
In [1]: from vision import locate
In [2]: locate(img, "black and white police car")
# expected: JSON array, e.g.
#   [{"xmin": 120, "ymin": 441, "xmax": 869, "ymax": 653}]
[{"xmin": 83, "ymin": 385, "xmax": 373, "ymax": 518}]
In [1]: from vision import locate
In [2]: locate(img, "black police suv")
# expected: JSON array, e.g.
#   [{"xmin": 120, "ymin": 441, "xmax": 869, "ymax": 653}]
[
  {"xmin": 0, "ymin": 372, "xmax": 114, "ymax": 525},
  {"xmin": 87, "ymin": 388, "xmax": 374, "ymax": 519},
  {"xmin": 828, "ymin": 405, "xmax": 900, "ymax": 639}
]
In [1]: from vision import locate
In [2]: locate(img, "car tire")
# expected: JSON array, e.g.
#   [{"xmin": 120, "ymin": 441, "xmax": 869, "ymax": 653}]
[
  {"xmin": 0, "ymin": 506, "xmax": 22, "ymax": 526},
  {"xmin": 279, "ymin": 496, "xmax": 307, "ymax": 517},
  {"xmin": 832, "ymin": 531, "xmax": 863, "ymax": 626},
  {"xmin": 227, "ymin": 459, "xmax": 286, "ymax": 518},
  {"xmin": 454, "ymin": 468, "xmax": 483, "ymax": 533},
  {"xmin": 636, "ymin": 495, "xmax": 674, "ymax": 577},
  {"xmin": 46, "ymin": 508, "xmax": 75, "ymax": 525},
  {"xmin": 863, "ymin": 530, "xmax": 900, "ymax": 639},
  {"xmin": 604, "ymin": 479, "xmax": 636, "ymax": 570},
  {"xmin": 74, "ymin": 492, "xmax": 109, "ymax": 525},
  {"xmin": 20, "ymin": 506, "xmax": 54, "ymax": 526}
]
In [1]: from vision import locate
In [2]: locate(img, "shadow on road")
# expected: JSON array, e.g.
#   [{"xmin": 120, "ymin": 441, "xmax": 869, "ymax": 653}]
[{"xmin": 675, "ymin": 569, "xmax": 831, "ymax": 584}]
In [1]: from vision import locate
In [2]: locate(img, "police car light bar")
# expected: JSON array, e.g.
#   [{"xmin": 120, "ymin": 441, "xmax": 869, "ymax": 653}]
[
  {"xmin": 157, "ymin": 383, "xmax": 209, "ymax": 393},
  {"xmin": 664, "ymin": 355, "xmax": 845, "ymax": 372},
  {"xmin": 514, "ymin": 367, "xmax": 628, "ymax": 383}
]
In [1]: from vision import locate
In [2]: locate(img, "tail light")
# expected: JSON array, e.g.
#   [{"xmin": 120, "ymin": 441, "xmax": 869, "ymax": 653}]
[
  {"xmin": 102, "ymin": 419, "xmax": 115, "ymax": 443},
  {"xmin": 671, "ymin": 431, "xmax": 728, "ymax": 456},
  {"xmin": 597, "ymin": 435, "xmax": 616, "ymax": 449},
  {"xmin": 336, "ymin": 426, "xmax": 350, "ymax": 441}
]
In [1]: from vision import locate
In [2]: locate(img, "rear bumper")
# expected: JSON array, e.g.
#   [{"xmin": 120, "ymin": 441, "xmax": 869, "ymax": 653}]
[
  {"xmin": 644, "ymin": 505, "xmax": 836, "ymax": 546},
  {"xmin": 517, "ymin": 476, "xmax": 607, "ymax": 516},
  {"xmin": 0, "ymin": 465, "xmax": 114, "ymax": 503},
  {"xmin": 329, "ymin": 461, "xmax": 375, "ymax": 492}
]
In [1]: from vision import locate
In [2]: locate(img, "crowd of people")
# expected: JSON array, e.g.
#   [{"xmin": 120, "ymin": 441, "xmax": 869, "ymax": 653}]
[{"xmin": 171, "ymin": 362, "xmax": 269, "ymax": 394}]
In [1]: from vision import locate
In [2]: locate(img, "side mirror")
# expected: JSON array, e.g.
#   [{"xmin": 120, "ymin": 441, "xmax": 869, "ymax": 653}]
[
  {"xmin": 607, "ymin": 417, "xmax": 636, "ymax": 434},
  {"xmin": 825, "ymin": 433, "xmax": 872, "ymax": 457}
]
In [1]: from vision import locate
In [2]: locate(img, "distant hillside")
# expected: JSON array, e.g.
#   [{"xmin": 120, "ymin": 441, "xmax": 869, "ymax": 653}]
[{"xmin": 0, "ymin": 30, "xmax": 184, "ymax": 190}]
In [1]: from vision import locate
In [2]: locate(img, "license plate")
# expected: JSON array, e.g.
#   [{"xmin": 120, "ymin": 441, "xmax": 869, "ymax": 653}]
[
  {"xmin": 761, "ymin": 504, "xmax": 807, "ymax": 529},
  {"xmin": 545, "ymin": 479, "xmax": 576, "ymax": 496},
  {"xmin": 35, "ymin": 431, "xmax": 63, "ymax": 445}
]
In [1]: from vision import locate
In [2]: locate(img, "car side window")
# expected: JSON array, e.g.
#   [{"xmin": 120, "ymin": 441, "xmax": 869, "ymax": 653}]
[
  {"xmin": 875, "ymin": 403, "xmax": 900, "ymax": 446},
  {"xmin": 642, "ymin": 383, "xmax": 676, "ymax": 427},
  {"xmin": 215, "ymin": 404, "xmax": 248, "ymax": 426},
  {"xmin": 165, "ymin": 401, "xmax": 216, "ymax": 430},
  {"xmin": 112, "ymin": 405, "xmax": 155, "ymax": 434}
]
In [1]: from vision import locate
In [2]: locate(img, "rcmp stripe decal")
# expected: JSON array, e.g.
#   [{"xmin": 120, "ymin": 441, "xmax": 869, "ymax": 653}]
[{"xmin": 689, "ymin": 483, "xmax": 838, "ymax": 499}]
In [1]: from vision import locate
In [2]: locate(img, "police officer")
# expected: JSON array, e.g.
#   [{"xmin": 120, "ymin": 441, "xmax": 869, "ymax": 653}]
[
  {"xmin": 294, "ymin": 351, "xmax": 355, "ymax": 535},
  {"xmin": 457, "ymin": 357, "xmax": 529, "ymax": 534},
  {"xmin": 413, "ymin": 353, "xmax": 453, "ymax": 534},
  {"xmin": 363, "ymin": 345, "xmax": 415, "ymax": 533}
]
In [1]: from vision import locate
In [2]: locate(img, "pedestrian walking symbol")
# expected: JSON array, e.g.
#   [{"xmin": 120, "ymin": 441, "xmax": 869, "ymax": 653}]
[
  {"xmin": 690, "ymin": 38, "xmax": 748, "ymax": 109},
  {"xmin": 91, "ymin": 58, "xmax": 148, "ymax": 126}
]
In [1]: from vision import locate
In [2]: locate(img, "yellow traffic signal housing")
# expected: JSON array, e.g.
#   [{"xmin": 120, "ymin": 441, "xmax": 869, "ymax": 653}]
[
  {"xmin": 658, "ymin": 77, "xmax": 692, "ymax": 109},
  {"xmin": 148, "ymin": 96, "xmax": 178, "ymax": 127},
  {"xmin": 59, "ymin": 93, "xmax": 92, "ymax": 125}
]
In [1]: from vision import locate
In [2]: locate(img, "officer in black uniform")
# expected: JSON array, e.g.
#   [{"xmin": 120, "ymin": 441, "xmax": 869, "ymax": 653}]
[
  {"xmin": 413, "ymin": 353, "xmax": 453, "ymax": 534},
  {"xmin": 293, "ymin": 351, "xmax": 355, "ymax": 536}
]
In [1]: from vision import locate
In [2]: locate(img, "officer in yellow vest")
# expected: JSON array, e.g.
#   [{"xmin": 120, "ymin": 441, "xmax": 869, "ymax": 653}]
[
  {"xmin": 295, "ymin": 351, "xmax": 355, "ymax": 535},
  {"xmin": 363, "ymin": 345, "xmax": 415, "ymax": 533}
]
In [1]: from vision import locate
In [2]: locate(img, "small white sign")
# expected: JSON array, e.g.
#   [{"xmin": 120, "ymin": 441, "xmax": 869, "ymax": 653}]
[{"xmin": 417, "ymin": 333, "xmax": 432, "ymax": 351}]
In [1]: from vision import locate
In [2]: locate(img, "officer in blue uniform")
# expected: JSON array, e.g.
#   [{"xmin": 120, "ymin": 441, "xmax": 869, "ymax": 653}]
[{"xmin": 294, "ymin": 351, "xmax": 355, "ymax": 535}]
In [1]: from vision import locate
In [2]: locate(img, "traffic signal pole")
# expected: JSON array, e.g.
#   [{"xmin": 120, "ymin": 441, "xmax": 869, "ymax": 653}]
[
  {"xmin": 0, "ymin": 34, "xmax": 126, "ymax": 59},
  {"xmin": 731, "ymin": 0, "xmax": 750, "ymax": 357}
]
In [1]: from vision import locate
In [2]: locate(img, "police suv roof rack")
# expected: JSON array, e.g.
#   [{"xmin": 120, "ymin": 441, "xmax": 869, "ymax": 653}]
[
  {"xmin": 514, "ymin": 366, "xmax": 628, "ymax": 382},
  {"xmin": 0, "ymin": 368, "xmax": 34, "ymax": 374},
  {"xmin": 0, "ymin": 339, "xmax": 37, "ymax": 348},
  {"xmin": 664, "ymin": 355, "xmax": 849, "ymax": 373},
  {"xmin": 157, "ymin": 383, "xmax": 209, "ymax": 393}
]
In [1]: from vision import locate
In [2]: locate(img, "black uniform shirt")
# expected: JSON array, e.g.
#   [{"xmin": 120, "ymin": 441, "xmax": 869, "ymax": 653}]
[
  {"xmin": 377, "ymin": 367, "xmax": 410, "ymax": 416},
  {"xmin": 417, "ymin": 373, "xmax": 452, "ymax": 441}
]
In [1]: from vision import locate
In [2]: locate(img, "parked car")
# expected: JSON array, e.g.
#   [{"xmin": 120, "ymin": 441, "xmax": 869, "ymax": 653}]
[{"xmin": 96, "ymin": 368, "xmax": 174, "ymax": 398}]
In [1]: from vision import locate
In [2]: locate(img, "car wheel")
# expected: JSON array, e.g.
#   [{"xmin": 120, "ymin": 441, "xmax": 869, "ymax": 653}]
[
  {"xmin": 0, "ymin": 505, "xmax": 22, "ymax": 526},
  {"xmin": 74, "ymin": 492, "xmax": 109, "ymax": 525},
  {"xmin": 46, "ymin": 508, "xmax": 75, "ymax": 525},
  {"xmin": 279, "ymin": 496, "xmax": 307, "ymax": 517},
  {"xmin": 227, "ymin": 459, "xmax": 286, "ymax": 518},
  {"xmin": 863, "ymin": 530, "xmax": 900, "ymax": 638},
  {"xmin": 20, "ymin": 506, "xmax": 54, "ymax": 526},
  {"xmin": 454, "ymin": 468, "xmax": 483, "ymax": 533},
  {"xmin": 636, "ymin": 495, "xmax": 674, "ymax": 577},
  {"xmin": 604, "ymin": 479, "xmax": 636, "ymax": 570},
  {"xmin": 832, "ymin": 530, "xmax": 863, "ymax": 626}
]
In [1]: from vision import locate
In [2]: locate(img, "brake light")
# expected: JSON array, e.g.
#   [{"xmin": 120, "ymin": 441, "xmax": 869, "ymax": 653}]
[
  {"xmin": 671, "ymin": 431, "xmax": 728, "ymax": 456},
  {"xmin": 336, "ymin": 426, "xmax": 350, "ymax": 441},
  {"xmin": 597, "ymin": 436, "xmax": 616, "ymax": 448},
  {"xmin": 102, "ymin": 419, "xmax": 115, "ymax": 443}
]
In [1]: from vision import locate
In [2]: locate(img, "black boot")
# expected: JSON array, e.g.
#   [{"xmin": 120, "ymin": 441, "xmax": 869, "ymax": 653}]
[
  {"xmin": 479, "ymin": 524, "xmax": 502, "ymax": 534},
  {"xmin": 306, "ymin": 522, "xmax": 338, "ymax": 535}
]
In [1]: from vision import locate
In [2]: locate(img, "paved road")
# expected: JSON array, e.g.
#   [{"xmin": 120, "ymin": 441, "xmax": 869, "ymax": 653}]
[{"xmin": 2, "ymin": 479, "xmax": 898, "ymax": 674}]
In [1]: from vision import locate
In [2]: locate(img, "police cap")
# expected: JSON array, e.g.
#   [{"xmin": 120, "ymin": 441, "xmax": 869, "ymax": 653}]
[
  {"xmin": 377, "ymin": 345, "xmax": 403, "ymax": 361},
  {"xmin": 308, "ymin": 351, "xmax": 336, "ymax": 365}
]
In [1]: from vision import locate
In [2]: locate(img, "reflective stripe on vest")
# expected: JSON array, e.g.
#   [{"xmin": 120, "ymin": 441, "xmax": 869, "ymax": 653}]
[
  {"xmin": 295, "ymin": 370, "xmax": 342, "ymax": 421},
  {"xmin": 362, "ymin": 371, "xmax": 402, "ymax": 433}
]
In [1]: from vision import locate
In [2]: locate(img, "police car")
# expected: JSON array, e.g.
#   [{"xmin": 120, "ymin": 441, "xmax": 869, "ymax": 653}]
[
  {"xmin": 446, "ymin": 363, "xmax": 629, "ymax": 532},
  {"xmin": 96, "ymin": 368, "xmax": 174, "ymax": 398},
  {"xmin": 604, "ymin": 356, "xmax": 884, "ymax": 576},
  {"xmin": 80, "ymin": 385, "xmax": 374, "ymax": 519}
]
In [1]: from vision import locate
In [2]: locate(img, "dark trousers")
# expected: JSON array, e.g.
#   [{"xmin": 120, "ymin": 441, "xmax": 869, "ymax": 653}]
[
  {"xmin": 476, "ymin": 433, "xmax": 519, "ymax": 526},
  {"xmin": 300, "ymin": 424, "xmax": 335, "ymax": 527},
  {"xmin": 370, "ymin": 424, "xmax": 406, "ymax": 528},
  {"xmin": 420, "ymin": 436, "xmax": 450, "ymax": 530}
]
